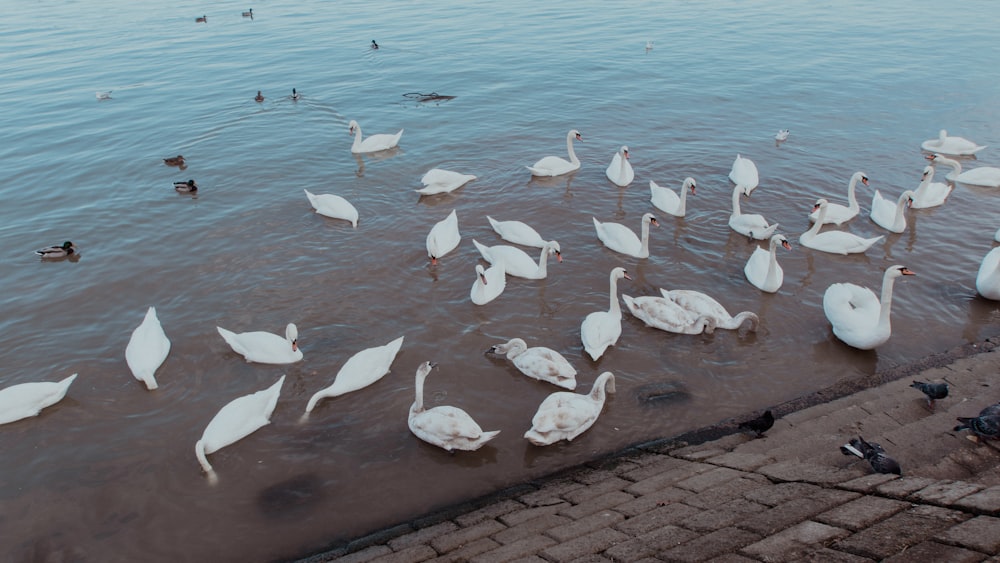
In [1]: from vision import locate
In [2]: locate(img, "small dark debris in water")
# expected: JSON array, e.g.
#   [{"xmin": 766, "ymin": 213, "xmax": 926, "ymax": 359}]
[
  {"xmin": 257, "ymin": 473, "xmax": 324, "ymax": 520},
  {"xmin": 634, "ymin": 381, "xmax": 691, "ymax": 405},
  {"xmin": 403, "ymin": 92, "xmax": 456, "ymax": 103}
]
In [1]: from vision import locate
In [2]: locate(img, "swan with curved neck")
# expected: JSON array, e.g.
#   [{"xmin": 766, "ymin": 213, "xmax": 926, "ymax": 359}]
[
  {"xmin": 729, "ymin": 184, "xmax": 779, "ymax": 240},
  {"xmin": 650, "ymin": 177, "xmax": 696, "ymax": 217},
  {"xmin": 622, "ymin": 293, "xmax": 717, "ymax": 335},
  {"xmin": 927, "ymin": 153, "xmax": 1000, "ymax": 188},
  {"xmin": 921, "ymin": 129, "xmax": 986, "ymax": 156},
  {"xmin": 660, "ymin": 288, "xmax": 759, "ymax": 332},
  {"xmin": 348, "ymin": 119, "xmax": 403, "ymax": 153},
  {"xmin": 581, "ymin": 267, "xmax": 631, "ymax": 360},
  {"xmin": 593, "ymin": 213, "xmax": 659, "ymax": 258},
  {"xmin": 800, "ymin": 199, "xmax": 883, "ymax": 255},
  {"xmin": 910, "ymin": 165, "xmax": 952, "ymax": 209},
  {"xmin": 729, "ymin": 154, "xmax": 759, "ymax": 194},
  {"xmin": 426, "ymin": 209, "xmax": 460, "ymax": 265},
  {"xmin": 305, "ymin": 189, "xmax": 359, "ymax": 227},
  {"xmin": 744, "ymin": 234, "xmax": 791, "ymax": 293},
  {"xmin": 472, "ymin": 239, "xmax": 561, "ymax": 279},
  {"xmin": 524, "ymin": 371, "xmax": 616, "ymax": 445},
  {"xmin": 217, "ymin": 323, "xmax": 302, "ymax": 364},
  {"xmin": 471, "ymin": 261, "xmax": 506, "ymax": 305},
  {"xmin": 305, "ymin": 336, "xmax": 405, "ymax": 413},
  {"xmin": 487, "ymin": 337, "xmax": 577, "ymax": 390},
  {"xmin": 415, "ymin": 169, "xmax": 477, "ymax": 195},
  {"xmin": 870, "ymin": 189, "xmax": 915, "ymax": 233},
  {"xmin": 976, "ymin": 247, "xmax": 1000, "ymax": 301},
  {"xmin": 527, "ymin": 129, "xmax": 582, "ymax": 176},
  {"xmin": 605, "ymin": 146, "xmax": 634, "ymax": 187},
  {"xmin": 408, "ymin": 362, "xmax": 500, "ymax": 451},
  {"xmin": 808, "ymin": 171, "xmax": 868, "ymax": 225},
  {"xmin": 823, "ymin": 265, "xmax": 915, "ymax": 350}
]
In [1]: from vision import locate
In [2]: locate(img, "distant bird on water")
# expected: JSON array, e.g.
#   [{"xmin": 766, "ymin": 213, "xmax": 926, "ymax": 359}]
[
  {"xmin": 195, "ymin": 15, "xmax": 207, "ymax": 23},
  {"xmin": 841, "ymin": 436, "xmax": 902, "ymax": 475},
  {"xmin": 775, "ymin": 129, "xmax": 790, "ymax": 142},
  {"xmin": 371, "ymin": 40, "xmax": 379, "ymax": 50},
  {"xmin": 242, "ymin": 9, "xmax": 253, "ymax": 18},
  {"xmin": 910, "ymin": 380, "xmax": 948, "ymax": 410},
  {"xmin": 255, "ymin": 90, "xmax": 264, "ymax": 102},
  {"xmin": 737, "ymin": 410, "xmax": 774, "ymax": 438},
  {"xmin": 96, "ymin": 91, "xmax": 112, "ymax": 100},
  {"xmin": 291, "ymin": 88, "xmax": 301, "ymax": 101},
  {"xmin": 163, "ymin": 155, "xmax": 185, "ymax": 166},
  {"xmin": 173, "ymin": 179, "xmax": 198, "ymax": 193},
  {"xmin": 35, "ymin": 241, "xmax": 78, "ymax": 259},
  {"xmin": 645, "ymin": 40, "xmax": 654, "ymax": 51}
]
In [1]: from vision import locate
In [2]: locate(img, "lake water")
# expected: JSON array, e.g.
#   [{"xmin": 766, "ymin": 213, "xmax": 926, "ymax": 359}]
[{"xmin": 3, "ymin": 0, "xmax": 1000, "ymax": 560}]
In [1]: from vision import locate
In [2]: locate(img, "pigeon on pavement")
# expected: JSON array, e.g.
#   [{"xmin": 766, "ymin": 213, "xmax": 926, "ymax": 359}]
[
  {"xmin": 954, "ymin": 413, "xmax": 1000, "ymax": 441},
  {"xmin": 840, "ymin": 436, "xmax": 902, "ymax": 475},
  {"xmin": 910, "ymin": 380, "xmax": 949, "ymax": 410}
]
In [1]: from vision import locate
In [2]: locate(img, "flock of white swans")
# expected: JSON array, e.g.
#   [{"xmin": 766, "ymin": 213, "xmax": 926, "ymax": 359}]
[{"xmin": 6, "ymin": 123, "xmax": 1000, "ymax": 483}]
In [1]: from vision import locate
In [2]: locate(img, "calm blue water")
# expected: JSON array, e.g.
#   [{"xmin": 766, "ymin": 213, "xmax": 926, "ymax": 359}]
[{"xmin": 2, "ymin": 1, "xmax": 1000, "ymax": 560}]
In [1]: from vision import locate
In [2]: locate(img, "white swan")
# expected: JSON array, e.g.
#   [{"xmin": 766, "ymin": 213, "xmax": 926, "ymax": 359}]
[
  {"xmin": 347, "ymin": 119, "xmax": 402, "ymax": 153},
  {"xmin": 304, "ymin": 189, "xmax": 359, "ymax": 227},
  {"xmin": 649, "ymin": 177, "xmax": 696, "ymax": 217},
  {"xmin": 125, "ymin": 306, "xmax": 170, "ymax": 390},
  {"xmin": 729, "ymin": 184, "xmax": 779, "ymax": 240},
  {"xmin": 823, "ymin": 265, "xmax": 914, "ymax": 350},
  {"xmin": 305, "ymin": 336, "xmax": 404, "ymax": 413},
  {"xmin": 745, "ymin": 234, "xmax": 791, "ymax": 293},
  {"xmin": 605, "ymin": 146, "xmax": 634, "ymax": 187},
  {"xmin": 921, "ymin": 129, "xmax": 986, "ymax": 156},
  {"xmin": 581, "ymin": 267, "xmax": 631, "ymax": 361},
  {"xmin": 807, "ymin": 171, "xmax": 868, "ymax": 225},
  {"xmin": 527, "ymin": 129, "xmax": 582, "ymax": 176},
  {"xmin": 524, "ymin": 371, "xmax": 615, "ymax": 446},
  {"xmin": 800, "ymin": 199, "xmax": 883, "ymax": 255},
  {"xmin": 472, "ymin": 239, "xmax": 561, "ymax": 279},
  {"xmin": 408, "ymin": 361, "xmax": 500, "ymax": 451},
  {"xmin": 910, "ymin": 165, "xmax": 952, "ymax": 209},
  {"xmin": 487, "ymin": 216, "xmax": 547, "ymax": 248},
  {"xmin": 195, "ymin": 375, "xmax": 284, "ymax": 481},
  {"xmin": 0, "ymin": 374, "xmax": 77, "ymax": 426},
  {"xmin": 217, "ymin": 323, "xmax": 302, "ymax": 364},
  {"xmin": 775, "ymin": 130, "xmax": 790, "ymax": 142},
  {"xmin": 976, "ymin": 247, "xmax": 1000, "ymax": 300},
  {"xmin": 729, "ymin": 154, "xmax": 759, "ymax": 194},
  {"xmin": 928, "ymin": 153, "xmax": 1000, "ymax": 188},
  {"xmin": 593, "ymin": 213, "xmax": 659, "ymax": 258},
  {"xmin": 870, "ymin": 189, "xmax": 915, "ymax": 233},
  {"xmin": 415, "ymin": 168, "xmax": 476, "ymax": 195},
  {"xmin": 622, "ymin": 294, "xmax": 717, "ymax": 335},
  {"xmin": 660, "ymin": 288, "xmax": 759, "ymax": 332},
  {"xmin": 471, "ymin": 262, "xmax": 506, "ymax": 306},
  {"xmin": 487, "ymin": 337, "xmax": 577, "ymax": 390},
  {"xmin": 426, "ymin": 209, "xmax": 460, "ymax": 265}
]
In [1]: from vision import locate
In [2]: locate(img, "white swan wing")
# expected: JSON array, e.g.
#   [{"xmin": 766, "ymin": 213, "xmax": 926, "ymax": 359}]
[
  {"xmin": 323, "ymin": 337, "xmax": 404, "ymax": 398},
  {"xmin": 125, "ymin": 307, "xmax": 171, "ymax": 390},
  {"xmin": 0, "ymin": 374, "xmax": 78, "ymax": 425},
  {"xmin": 911, "ymin": 181, "xmax": 952, "ymax": 209},
  {"xmin": 200, "ymin": 376, "xmax": 284, "ymax": 455},
  {"xmin": 471, "ymin": 262, "xmax": 507, "ymax": 305},
  {"xmin": 513, "ymin": 347, "xmax": 577, "ymax": 389},
  {"xmin": 662, "ymin": 289, "xmax": 730, "ymax": 320},
  {"xmin": 823, "ymin": 283, "xmax": 879, "ymax": 331},
  {"xmin": 487, "ymin": 216, "xmax": 546, "ymax": 247},
  {"xmin": 358, "ymin": 130, "xmax": 403, "ymax": 152},
  {"xmin": 417, "ymin": 169, "xmax": 476, "ymax": 195},
  {"xmin": 808, "ymin": 202, "xmax": 855, "ymax": 225},
  {"xmin": 427, "ymin": 210, "xmax": 460, "ymax": 260},
  {"xmin": 217, "ymin": 327, "xmax": 302, "ymax": 364},
  {"xmin": 976, "ymin": 247, "xmax": 1000, "ymax": 300},
  {"xmin": 956, "ymin": 167, "xmax": 1000, "ymax": 188},
  {"xmin": 304, "ymin": 190, "xmax": 359, "ymax": 226},
  {"xmin": 594, "ymin": 218, "xmax": 642, "ymax": 256},
  {"xmin": 649, "ymin": 181, "xmax": 682, "ymax": 216},
  {"xmin": 528, "ymin": 155, "xmax": 576, "ymax": 176},
  {"xmin": 580, "ymin": 311, "xmax": 621, "ymax": 360},
  {"xmin": 744, "ymin": 246, "xmax": 782, "ymax": 291},
  {"xmin": 729, "ymin": 154, "xmax": 759, "ymax": 192}
]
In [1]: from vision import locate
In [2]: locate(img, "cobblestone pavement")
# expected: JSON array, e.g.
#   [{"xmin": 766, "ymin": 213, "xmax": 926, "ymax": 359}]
[{"xmin": 298, "ymin": 341, "xmax": 1000, "ymax": 563}]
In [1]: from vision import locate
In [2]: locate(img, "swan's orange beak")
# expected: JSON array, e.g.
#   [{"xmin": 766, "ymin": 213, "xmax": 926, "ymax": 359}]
[
  {"xmin": 480, "ymin": 273, "xmax": 488, "ymax": 284},
  {"xmin": 292, "ymin": 340, "xmax": 299, "ymax": 352},
  {"xmin": 430, "ymin": 256, "xmax": 438, "ymax": 266},
  {"xmin": 861, "ymin": 177, "xmax": 869, "ymax": 186},
  {"xmin": 556, "ymin": 251, "xmax": 563, "ymax": 263},
  {"xmin": 782, "ymin": 240, "xmax": 792, "ymax": 251},
  {"xmin": 901, "ymin": 267, "xmax": 915, "ymax": 276}
]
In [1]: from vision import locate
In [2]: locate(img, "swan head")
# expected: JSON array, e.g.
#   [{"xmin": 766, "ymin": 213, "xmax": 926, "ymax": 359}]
[
  {"xmin": 570, "ymin": 129, "xmax": 582, "ymax": 141},
  {"xmin": 620, "ymin": 146, "xmax": 630, "ymax": 159},
  {"xmin": 683, "ymin": 177, "xmax": 697, "ymax": 194},
  {"xmin": 285, "ymin": 323, "xmax": 299, "ymax": 351},
  {"xmin": 348, "ymin": 120, "xmax": 359, "ymax": 135},
  {"xmin": 487, "ymin": 338, "xmax": 526, "ymax": 358},
  {"xmin": 642, "ymin": 213, "xmax": 660, "ymax": 227},
  {"xmin": 772, "ymin": 234, "xmax": 791, "ymax": 251},
  {"xmin": 886, "ymin": 265, "xmax": 915, "ymax": 280},
  {"xmin": 697, "ymin": 315, "xmax": 718, "ymax": 334},
  {"xmin": 901, "ymin": 190, "xmax": 916, "ymax": 208},
  {"xmin": 812, "ymin": 198, "xmax": 829, "ymax": 212},
  {"xmin": 475, "ymin": 264, "xmax": 488, "ymax": 284},
  {"xmin": 545, "ymin": 240, "xmax": 563, "ymax": 262},
  {"xmin": 851, "ymin": 172, "xmax": 869, "ymax": 186},
  {"xmin": 416, "ymin": 361, "xmax": 436, "ymax": 380},
  {"xmin": 921, "ymin": 165, "xmax": 933, "ymax": 179},
  {"xmin": 611, "ymin": 267, "xmax": 632, "ymax": 282},
  {"xmin": 591, "ymin": 372, "xmax": 616, "ymax": 399}
]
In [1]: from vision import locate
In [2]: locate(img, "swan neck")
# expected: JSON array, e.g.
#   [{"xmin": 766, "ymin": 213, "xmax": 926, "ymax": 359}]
[
  {"xmin": 731, "ymin": 187, "xmax": 742, "ymax": 216},
  {"xmin": 766, "ymin": 240, "xmax": 780, "ymax": 283},
  {"xmin": 608, "ymin": 275, "xmax": 622, "ymax": 315},
  {"xmin": 590, "ymin": 373, "xmax": 615, "ymax": 401},
  {"xmin": 878, "ymin": 274, "xmax": 898, "ymax": 330},
  {"xmin": 536, "ymin": 245, "xmax": 551, "ymax": 275},
  {"xmin": 566, "ymin": 132, "xmax": 579, "ymax": 165},
  {"xmin": 351, "ymin": 125, "xmax": 363, "ymax": 151},
  {"xmin": 640, "ymin": 218, "xmax": 651, "ymax": 253},
  {"xmin": 413, "ymin": 369, "xmax": 426, "ymax": 412},
  {"xmin": 807, "ymin": 205, "xmax": 825, "ymax": 235},
  {"xmin": 618, "ymin": 151, "xmax": 628, "ymax": 177},
  {"xmin": 847, "ymin": 176, "xmax": 860, "ymax": 211}
]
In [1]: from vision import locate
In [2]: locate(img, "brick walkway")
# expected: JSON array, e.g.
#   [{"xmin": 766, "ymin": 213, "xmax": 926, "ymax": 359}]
[{"xmin": 299, "ymin": 342, "xmax": 1000, "ymax": 563}]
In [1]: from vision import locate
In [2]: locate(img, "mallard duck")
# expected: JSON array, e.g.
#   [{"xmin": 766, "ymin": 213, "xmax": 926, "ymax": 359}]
[
  {"xmin": 35, "ymin": 241, "xmax": 78, "ymax": 259},
  {"xmin": 242, "ymin": 9, "xmax": 253, "ymax": 17},
  {"xmin": 163, "ymin": 155, "xmax": 185, "ymax": 166},
  {"xmin": 195, "ymin": 15, "xmax": 207, "ymax": 22},
  {"xmin": 371, "ymin": 40, "xmax": 379, "ymax": 50},
  {"xmin": 254, "ymin": 90, "xmax": 264, "ymax": 102},
  {"xmin": 173, "ymin": 179, "xmax": 198, "ymax": 193}
]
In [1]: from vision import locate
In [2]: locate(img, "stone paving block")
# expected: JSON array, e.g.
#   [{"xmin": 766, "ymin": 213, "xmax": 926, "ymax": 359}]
[
  {"xmin": 424, "ymin": 538, "xmax": 500, "ymax": 563},
  {"xmin": 624, "ymin": 462, "xmax": 715, "ymax": 496},
  {"xmin": 782, "ymin": 548, "xmax": 875, "ymax": 562},
  {"xmin": 562, "ymin": 476, "xmax": 632, "ymax": 504},
  {"xmin": 704, "ymin": 554, "xmax": 761, "ymax": 563},
  {"xmin": 911, "ymin": 480, "xmax": 985, "ymax": 505},
  {"xmin": 881, "ymin": 540, "xmax": 987, "ymax": 563},
  {"xmin": 620, "ymin": 454, "xmax": 691, "ymax": 481},
  {"xmin": 681, "ymin": 498, "xmax": 768, "ymax": 533},
  {"xmin": 740, "ymin": 521, "xmax": 850, "ymax": 562},
  {"xmin": 674, "ymin": 447, "xmax": 729, "ymax": 461},
  {"xmin": 682, "ymin": 476, "xmax": 771, "ymax": 510},
  {"xmin": 453, "ymin": 499, "xmax": 526, "ymax": 527},
  {"xmin": 518, "ymin": 480, "xmax": 584, "ymax": 507},
  {"xmin": 558, "ymin": 491, "xmax": 635, "ymax": 520},
  {"xmin": 429, "ymin": 519, "xmax": 506, "ymax": 553},
  {"xmin": 388, "ymin": 521, "xmax": 459, "ymax": 551},
  {"xmin": 833, "ymin": 504, "xmax": 972, "ymax": 560},
  {"xmin": 836, "ymin": 472, "xmax": 900, "ymax": 493},
  {"xmin": 574, "ymin": 467, "xmax": 622, "ymax": 485},
  {"xmin": 547, "ymin": 510, "xmax": 625, "ymax": 542},
  {"xmin": 743, "ymin": 482, "xmax": 822, "ymax": 507},
  {"xmin": 499, "ymin": 502, "xmax": 570, "ymax": 526},
  {"xmin": 491, "ymin": 514, "xmax": 571, "ymax": 546},
  {"xmin": 936, "ymin": 515, "xmax": 1000, "ymax": 554},
  {"xmin": 604, "ymin": 525, "xmax": 699, "ymax": 562},
  {"xmin": 955, "ymin": 485, "xmax": 1000, "ymax": 513},
  {"xmin": 757, "ymin": 460, "xmax": 861, "ymax": 485},
  {"xmin": 675, "ymin": 467, "xmax": 748, "ymax": 493},
  {"xmin": 335, "ymin": 545, "xmax": 393, "ymax": 563},
  {"xmin": 814, "ymin": 495, "xmax": 910, "ymax": 531},
  {"xmin": 876, "ymin": 476, "xmax": 939, "ymax": 499},
  {"xmin": 613, "ymin": 502, "xmax": 703, "ymax": 536},
  {"xmin": 705, "ymin": 452, "xmax": 772, "ymax": 472},
  {"xmin": 369, "ymin": 544, "xmax": 436, "ymax": 563},
  {"xmin": 468, "ymin": 535, "xmax": 557, "ymax": 563},
  {"xmin": 738, "ymin": 490, "xmax": 860, "ymax": 536},
  {"xmin": 657, "ymin": 527, "xmax": 761, "ymax": 562},
  {"xmin": 612, "ymin": 486, "xmax": 693, "ymax": 517},
  {"xmin": 539, "ymin": 528, "xmax": 629, "ymax": 563}
]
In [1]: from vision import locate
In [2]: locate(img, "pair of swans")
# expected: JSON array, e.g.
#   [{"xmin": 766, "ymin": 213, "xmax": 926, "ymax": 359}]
[
  {"xmin": 471, "ymin": 261, "xmax": 506, "ymax": 305},
  {"xmin": 927, "ymin": 153, "xmax": 1000, "ymax": 189},
  {"xmin": 976, "ymin": 247, "xmax": 1000, "ymax": 300},
  {"xmin": 911, "ymin": 165, "xmax": 952, "ymax": 209},
  {"xmin": 409, "ymin": 361, "xmax": 500, "ymax": 452},
  {"xmin": 415, "ymin": 168, "xmax": 476, "ymax": 196},
  {"xmin": 524, "ymin": 372, "xmax": 615, "ymax": 446},
  {"xmin": 623, "ymin": 288, "xmax": 759, "ymax": 335},
  {"xmin": 125, "ymin": 306, "xmax": 171, "ymax": 390},
  {"xmin": 581, "ymin": 267, "xmax": 631, "ymax": 361},
  {"xmin": 473, "ymin": 239, "xmax": 561, "ymax": 279},
  {"xmin": 348, "ymin": 119, "xmax": 402, "ymax": 153},
  {"xmin": 305, "ymin": 189, "xmax": 359, "ymax": 228},
  {"xmin": 870, "ymin": 189, "xmax": 916, "ymax": 233},
  {"xmin": 426, "ymin": 209, "xmax": 460, "ymax": 265},
  {"xmin": 487, "ymin": 337, "xmax": 577, "ymax": 390},
  {"xmin": 800, "ymin": 199, "xmax": 883, "ymax": 255},
  {"xmin": 729, "ymin": 184, "xmax": 779, "ymax": 240},
  {"xmin": 823, "ymin": 265, "xmax": 915, "ymax": 350},
  {"xmin": 305, "ymin": 336, "xmax": 404, "ymax": 414},
  {"xmin": 594, "ymin": 213, "xmax": 659, "ymax": 259},
  {"xmin": 487, "ymin": 216, "xmax": 548, "ymax": 248},
  {"xmin": 0, "ymin": 373, "xmax": 77, "ymax": 426},
  {"xmin": 807, "ymin": 171, "xmax": 868, "ymax": 225},
  {"xmin": 218, "ymin": 322, "xmax": 302, "ymax": 364},
  {"xmin": 921, "ymin": 129, "xmax": 986, "ymax": 156},
  {"xmin": 745, "ymin": 234, "xmax": 791, "ymax": 293},
  {"xmin": 729, "ymin": 154, "xmax": 759, "ymax": 194},
  {"xmin": 650, "ymin": 177, "xmax": 696, "ymax": 217},
  {"xmin": 527, "ymin": 129, "xmax": 582, "ymax": 177},
  {"xmin": 606, "ymin": 146, "xmax": 634, "ymax": 187}
]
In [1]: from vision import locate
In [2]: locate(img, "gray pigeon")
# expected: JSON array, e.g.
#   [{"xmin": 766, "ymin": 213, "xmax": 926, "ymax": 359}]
[
  {"xmin": 840, "ymin": 436, "xmax": 902, "ymax": 475},
  {"xmin": 954, "ymin": 413, "xmax": 1000, "ymax": 441},
  {"xmin": 910, "ymin": 380, "xmax": 948, "ymax": 410}
]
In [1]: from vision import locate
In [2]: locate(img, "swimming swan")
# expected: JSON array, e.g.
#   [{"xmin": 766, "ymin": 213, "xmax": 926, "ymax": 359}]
[
  {"xmin": 304, "ymin": 189, "xmax": 359, "ymax": 227},
  {"xmin": 0, "ymin": 373, "xmax": 77, "ymax": 426},
  {"xmin": 415, "ymin": 169, "xmax": 477, "ymax": 195},
  {"xmin": 217, "ymin": 323, "xmax": 302, "ymax": 364},
  {"xmin": 408, "ymin": 361, "xmax": 500, "ymax": 451},
  {"xmin": 305, "ymin": 336, "xmax": 404, "ymax": 413},
  {"xmin": 426, "ymin": 209, "xmax": 460, "ymax": 265},
  {"xmin": 744, "ymin": 234, "xmax": 791, "ymax": 293},
  {"xmin": 729, "ymin": 154, "xmax": 759, "ymax": 194},
  {"xmin": 581, "ymin": 267, "xmax": 631, "ymax": 360},
  {"xmin": 650, "ymin": 177, "xmax": 696, "ymax": 218},
  {"xmin": 976, "ymin": 247, "xmax": 1000, "ymax": 301},
  {"xmin": 605, "ymin": 146, "xmax": 634, "ymax": 187},
  {"xmin": 524, "ymin": 371, "xmax": 615, "ymax": 446},
  {"xmin": 593, "ymin": 213, "xmax": 659, "ymax": 259},
  {"xmin": 125, "ymin": 306, "xmax": 170, "ymax": 390},
  {"xmin": 527, "ymin": 129, "xmax": 582, "ymax": 177},
  {"xmin": 348, "ymin": 119, "xmax": 403, "ymax": 153},
  {"xmin": 471, "ymin": 262, "xmax": 506, "ymax": 306},
  {"xmin": 921, "ymin": 129, "xmax": 986, "ymax": 156},
  {"xmin": 807, "ymin": 172, "xmax": 868, "ymax": 225},
  {"xmin": 729, "ymin": 184, "xmax": 779, "ymax": 240},
  {"xmin": 910, "ymin": 165, "xmax": 952, "ymax": 209},
  {"xmin": 823, "ymin": 265, "xmax": 914, "ymax": 350},
  {"xmin": 927, "ymin": 153, "xmax": 1000, "ymax": 188},
  {"xmin": 472, "ymin": 239, "xmax": 561, "ymax": 279},
  {"xmin": 487, "ymin": 337, "xmax": 577, "ymax": 390},
  {"xmin": 660, "ymin": 288, "xmax": 760, "ymax": 332},
  {"xmin": 800, "ymin": 199, "xmax": 883, "ymax": 255},
  {"xmin": 487, "ymin": 216, "xmax": 547, "ymax": 248},
  {"xmin": 870, "ymin": 189, "xmax": 915, "ymax": 233},
  {"xmin": 622, "ymin": 294, "xmax": 717, "ymax": 335}
]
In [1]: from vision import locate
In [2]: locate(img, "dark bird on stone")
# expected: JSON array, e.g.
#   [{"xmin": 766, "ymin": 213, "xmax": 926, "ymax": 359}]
[
  {"xmin": 910, "ymin": 380, "xmax": 948, "ymax": 410},
  {"xmin": 954, "ymin": 413, "xmax": 1000, "ymax": 441},
  {"xmin": 737, "ymin": 410, "xmax": 774, "ymax": 438},
  {"xmin": 840, "ymin": 436, "xmax": 902, "ymax": 475}
]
